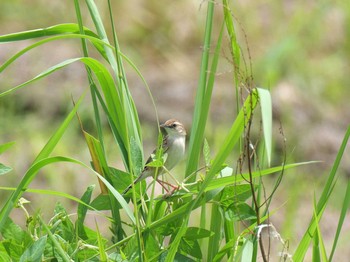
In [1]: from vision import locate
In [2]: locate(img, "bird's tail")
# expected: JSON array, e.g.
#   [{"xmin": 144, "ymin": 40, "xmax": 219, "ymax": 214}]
[
  {"xmin": 122, "ymin": 184, "xmax": 133, "ymax": 195},
  {"xmin": 122, "ymin": 175, "xmax": 144, "ymax": 195}
]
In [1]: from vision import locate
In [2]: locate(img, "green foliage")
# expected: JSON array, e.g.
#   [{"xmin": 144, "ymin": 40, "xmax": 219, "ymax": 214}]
[
  {"xmin": 0, "ymin": 198, "xmax": 108, "ymax": 261},
  {"xmin": 0, "ymin": 0, "xmax": 349, "ymax": 261}
]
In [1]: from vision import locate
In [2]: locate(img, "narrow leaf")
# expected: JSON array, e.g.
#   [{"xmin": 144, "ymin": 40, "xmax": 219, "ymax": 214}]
[
  {"xmin": 257, "ymin": 88, "xmax": 272, "ymax": 166},
  {"xmin": 329, "ymin": 180, "xmax": 350, "ymax": 261},
  {"xmin": 293, "ymin": 125, "xmax": 350, "ymax": 261}
]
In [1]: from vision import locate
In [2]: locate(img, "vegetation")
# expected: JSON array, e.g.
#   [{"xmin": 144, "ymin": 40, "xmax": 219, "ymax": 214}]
[{"xmin": 0, "ymin": 1, "xmax": 349, "ymax": 261}]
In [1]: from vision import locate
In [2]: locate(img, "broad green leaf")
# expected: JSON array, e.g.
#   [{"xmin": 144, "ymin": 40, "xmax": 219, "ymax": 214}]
[
  {"xmin": 144, "ymin": 233, "xmax": 161, "ymax": 259},
  {"xmin": 109, "ymin": 167, "xmax": 138, "ymax": 194},
  {"xmin": 2, "ymin": 241, "xmax": 24, "ymax": 261},
  {"xmin": 179, "ymin": 238, "xmax": 202, "ymax": 259},
  {"xmin": 0, "ymin": 164, "xmax": 12, "ymax": 176},
  {"xmin": 90, "ymin": 194, "xmax": 111, "ymax": 211},
  {"xmin": 184, "ymin": 227, "xmax": 213, "ymax": 240},
  {"xmin": 76, "ymin": 185, "xmax": 95, "ymax": 239},
  {"xmin": 0, "ymin": 251, "xmax": 11, "ymax": 262},
  {"xmin": 19, "ymin": 236, "xmax": 47, "ymax": 262},
  {"xmin": 130, "ymin": 136, "xmax": 143, "ymax": 176},
  {"xmin": 224, "ymin": 202, "xmax": 256, "ymax": 222},
  {"xmin": 220, "ymin": 184, "xmax": 253, "ymax": 206},
  {"xmin": 0, "ymin": 218, "xmax": 32, "ymax": 246}
]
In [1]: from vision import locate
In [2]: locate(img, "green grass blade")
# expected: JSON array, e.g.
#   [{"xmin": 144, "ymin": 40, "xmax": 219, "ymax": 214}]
[
  {"xmin": 33, "ymin": 94, "xmax": 84, "ymax": 163},
  {"xmin": 74, "ymin": 0, "xmax": 107, "ymax": 164},
  {"xmin": 181, "ymin": 161, "xmax": 315, "ymax": 196},
  {"xmin": 185, "ymin": 1, "xmax": 215, "ymax": 179},
  {"xmin": 0, "ymin": 186, "xmax": 94, "ymax": 209},
  {"xmin": 95, "ymin": 220, "xmax": 108, "ymax": 261},
  {"xmin": 329, "ymin": 180, "xmax": 350, "ymax": 261},
  {"xmin": 192, "ymin": 22, "xmax": 224, "ymax": 178},
  {"xmin": 207, "ymin": 200, "xmax": 222, "ymax": 261},
  {"xmin": 86, "ymin": 0, "xmax": 143, "ymax": 175},
  {"xmin": 0, "ymin": 23, "xmax": 98, "ymax": 42},
  {"xmin": 0, "ymin": 34, "xmax": 106, "ymax": 74},
  {"xmin": 0, "ymin": 95, "xmax": 84, "ymax": 231},
  {"xmin": 222, "ymin": 0, "xmax": 241, "ymax": 115},
  {"xmin": 222, "ymin": 0, "xmax": 240, "ymax": 69},
  {"xmin": 312, "ymin": 195, "xmax": 328, "ymax": 261},
  {"xmin": 257, "ymin": 88, "xmax": 272, "ymax": 166},
  {"xmin": 293, "ymin": 125, "xmax": 350, "ymax": 261}
]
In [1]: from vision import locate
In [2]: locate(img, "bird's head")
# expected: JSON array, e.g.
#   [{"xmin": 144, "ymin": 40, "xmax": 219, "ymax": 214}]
[{"xmin": 160, "ymin": 119, "xmax": 187, "ymax": 137}]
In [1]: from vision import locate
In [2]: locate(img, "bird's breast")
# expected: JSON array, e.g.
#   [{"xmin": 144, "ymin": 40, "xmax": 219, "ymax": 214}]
[{"xmin": 164, "ymin": 136, "xmax": 185, "ymax": 170}]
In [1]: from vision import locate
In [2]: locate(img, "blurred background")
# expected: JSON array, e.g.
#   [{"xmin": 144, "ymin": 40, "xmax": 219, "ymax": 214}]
[{"xmin": 1, "ymin": 0, "xmax": 349, "ymax": 260}]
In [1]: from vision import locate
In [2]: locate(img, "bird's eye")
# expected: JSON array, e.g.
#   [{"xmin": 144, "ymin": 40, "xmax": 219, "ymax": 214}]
[{"xmin": 171, "ymin": 123, "xmax": 177, "ymax": 128}]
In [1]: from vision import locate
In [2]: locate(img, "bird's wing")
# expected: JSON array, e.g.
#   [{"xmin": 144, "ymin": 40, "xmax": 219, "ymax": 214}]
[{"xmin": 142, "ymin": 135, "xmax": 169, "ymax": 171}]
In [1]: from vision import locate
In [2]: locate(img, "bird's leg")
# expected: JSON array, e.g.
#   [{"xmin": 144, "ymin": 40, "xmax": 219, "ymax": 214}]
[
  {"xmin": 156, "ymin": 179, "xmax": 170, "ymax": 192},
  {"xmin": 156, "ymin": 179, "xmax": 178, "ymax": 189}
]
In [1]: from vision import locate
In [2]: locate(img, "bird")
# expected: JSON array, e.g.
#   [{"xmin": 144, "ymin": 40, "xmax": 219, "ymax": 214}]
[{"xmin": 122, "ymin": 119, "xmax": 186, "ymax": 195}]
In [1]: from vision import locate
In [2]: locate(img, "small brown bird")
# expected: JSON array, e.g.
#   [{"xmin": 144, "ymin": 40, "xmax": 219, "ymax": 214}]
[{"xmin": 123, "ymin": 119, "xmax": 186, "ymax": 195}]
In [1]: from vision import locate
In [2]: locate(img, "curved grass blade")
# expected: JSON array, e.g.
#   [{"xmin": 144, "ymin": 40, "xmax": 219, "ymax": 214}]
[
  {"xmin": 0, "ymin": 23, "xmax": 98, "ymax": 42},
  {"xmin": 185, "ymin": 161, "xmax": 316, "ymax": 193},
  {"xmin": 293, "ymin": 125, "xmax": 350, "ymax": 261},
  {"xmin": 0, "ymin": 34, "xmax": 108, "ymax": 74},
  {"xmin": 0, "ymin": 156, "xmax": 135, "ymax": 231},
  {"xmin": 0, "ymin": 96, "xmax": 83, "ymax": 231},
  {"xmin": 329, "ymin": 180, "xmax": 350, "ymax": 261}
]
